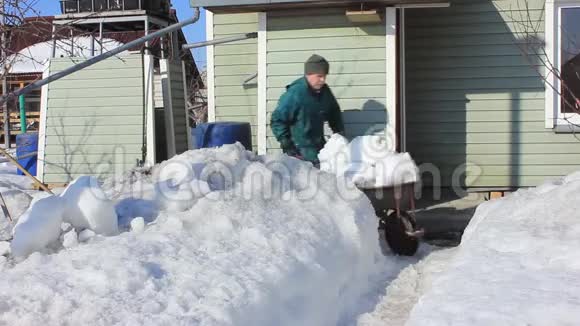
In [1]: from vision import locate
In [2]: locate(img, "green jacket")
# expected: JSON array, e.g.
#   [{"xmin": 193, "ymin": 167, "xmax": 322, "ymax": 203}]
[{"xmin": 271, "ymin": 77, "xmax": 345, "ymax": 162}]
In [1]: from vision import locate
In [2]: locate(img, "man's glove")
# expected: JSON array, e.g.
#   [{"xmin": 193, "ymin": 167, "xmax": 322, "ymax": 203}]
[{"xmin": 280, "ymin": 138, "xmax": 302, "ymax": 159}]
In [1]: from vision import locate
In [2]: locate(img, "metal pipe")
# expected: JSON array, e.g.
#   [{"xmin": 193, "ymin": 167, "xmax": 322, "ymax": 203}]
[
  {"xmin": 182, "ymin": 32, "xmax": 258, "ymax": 50},
  {"xmin": 19, "ymin": 82, "xmax": 25, "ymax": 133},
  {"xmin": 51, "ymin": 25, "xmax": 57, "ymax": 58},
  {"xmin": 0, "ymin": 8, "xmax": 201, "ymax": 105},
  {"xmin": 99, "ymin": 21, "xmax": 103, "ymax": 55}
]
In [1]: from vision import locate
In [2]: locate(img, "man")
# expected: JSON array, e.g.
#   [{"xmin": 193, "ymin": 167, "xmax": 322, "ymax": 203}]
[{"xmin": 270, "ymin": 54, "xmax": 345, "ymax": 165}]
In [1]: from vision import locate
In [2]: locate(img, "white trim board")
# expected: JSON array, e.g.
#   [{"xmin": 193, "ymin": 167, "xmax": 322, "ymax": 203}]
[
  {"xmin": 160, "ymin": 59, "xmax": 177, "ymax": 158},
  {"xmin": 399, "ymin": 8, "xmax": 407, "ymax": 152},
  {"xmin": 37, "ymin": 66, "xmax": 50, "ymax": 183},
  {"xmin": 257, "ymin": 12, "xmax": 267, "ymax": 155},
  {"xmin": 385, "ymin": 7, "xmax": 398, "ymax": 151},
  {"xmin": 544, "ymin": 0, "xmax": 580, "ymax": 129},
  {"xmin": 545, "ymin": 0, "xmax": 557, "ymax": 128},
  {"xmin": 144, "ymin": 54, "xmax": 157, "ymax": 166},
  {"xmin": 206, "ymin": 10, "xmax": 216, "ymax": 123}
]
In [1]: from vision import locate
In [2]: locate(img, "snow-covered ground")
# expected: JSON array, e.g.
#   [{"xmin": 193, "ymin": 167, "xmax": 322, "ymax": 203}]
[
  {"xmin": 405, "ymin": 173, "xmax": 580, "ymax": 325},
  {"xmin": 0, "ymin": 144, "xmax": 394, "ymax": 326},
  {"xmin": 0, "ymin": 143, "xmax": 579, "ymax": 325}
]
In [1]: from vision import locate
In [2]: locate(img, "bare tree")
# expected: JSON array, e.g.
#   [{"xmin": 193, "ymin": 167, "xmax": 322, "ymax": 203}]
[{"xmin": 502, "ymin": 0, "xmax": 580, "ymax": 128}]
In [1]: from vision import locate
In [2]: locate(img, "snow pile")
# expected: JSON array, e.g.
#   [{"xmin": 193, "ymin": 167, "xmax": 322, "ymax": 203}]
[
  {"xmin": 60, "ymin": 176, "xmax": 118, "ymax": 236},
  {"xmin": 6, "ymin": 37, "xmax": 126, "ymax": 74},
  {"xmin": 319, "ymin": 134, "xmax": 419, "ymax": 188},
  {"xmin": 406, "ymin": 173, "xmax": 580, "ymax": 325},
  {"xmin": 11, "ymin": 176, "xmax": 118, "ymax": 257},
  {"xmin": 0, "ymin": 143, "xmax": 383, "ymax": 325}
]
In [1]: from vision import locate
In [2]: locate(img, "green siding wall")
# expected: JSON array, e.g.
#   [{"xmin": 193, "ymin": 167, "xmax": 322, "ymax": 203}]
[
  {"xmin": 266, "ymin": 10, "xmax": 387, "ymax": 153},
  {"xmin": 169, "ymin": 61, "xmax": 189, "ymax": 154},
  {"xmin": 406, "ymin": 0, "xmax": 580, "ymax": 188},
  {"xmin": 213, "ymin": 13, "xmax": 259, "ymax": 151},
  {"xmin": 42, "ymin": 55, "xmax": 144, "ymax": 183}
]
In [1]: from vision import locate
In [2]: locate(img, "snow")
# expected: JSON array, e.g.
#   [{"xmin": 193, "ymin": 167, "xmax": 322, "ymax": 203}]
[
  {"xmin": 60, "ymin": 176, "xmax": 118, "ymax": 236},
  {"xmin": 130, "ymin": 217, "xmax": 145, "ymax": 233},
  {"xmin": 6, "ymin": 36, "xmax": 126, "ymax": 74},
  {"xmin": 406, "ymin": 174, "xmax": 580, "ymax": 325},
  {"xmin": 78, "ymin": 229, "xmax": 96, "ymax": 243},
  {"xmin": 10, "ymin": 196, "xmax": 65, "ymax": 257},
  {"xmin": 0, "ymin": 241, "xmax": 10, "ymax": 256},
  {"xmin": 319, "ymin": 134, "xmax": 419, "ymax": 188},
  {"xmin": 62, "ymin": 229, "xmax": 78, "ymax": 249},
  {"xmin": 0, "ymin": 143, "xmax": 385, "ymax": 325}
]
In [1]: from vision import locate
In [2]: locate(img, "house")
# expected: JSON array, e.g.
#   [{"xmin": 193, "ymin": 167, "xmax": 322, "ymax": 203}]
[
  {"xmin": 193, "ymin": 0, "xmax": 580, "ymax": 190},
  {"xmin": 33, "ymin": 1, "xmax": 203, "ymax": 185}
]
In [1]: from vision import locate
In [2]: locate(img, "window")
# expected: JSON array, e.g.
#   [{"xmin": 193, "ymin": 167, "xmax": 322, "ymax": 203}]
[
  {"xmin": 545, "ymin": 0, "xmax": 580, "ymax": 128},
  {"xmin": 561, "ymin": 8, "xmax": 580, "ymax": 113}
]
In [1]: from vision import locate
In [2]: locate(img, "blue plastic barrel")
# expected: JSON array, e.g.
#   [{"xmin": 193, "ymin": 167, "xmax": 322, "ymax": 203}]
[
  {"xmin": 195, "ymin": 122, "xmax": 252, "ymax": 150},
  {"xmin": 16, "ymin": 133, "xmax": 38, "ymax": 176}
]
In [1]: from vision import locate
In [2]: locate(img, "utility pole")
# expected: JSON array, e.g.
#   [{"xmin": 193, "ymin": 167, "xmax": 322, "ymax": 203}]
[{"xmin": 0, "ymin": 0, "xmax": 9, "ymax": 149}]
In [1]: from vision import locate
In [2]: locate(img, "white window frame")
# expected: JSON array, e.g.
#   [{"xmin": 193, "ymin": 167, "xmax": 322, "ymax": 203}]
[{"xmin": 545, "ymin": 0, "xmax": 580, "ymax": 128}]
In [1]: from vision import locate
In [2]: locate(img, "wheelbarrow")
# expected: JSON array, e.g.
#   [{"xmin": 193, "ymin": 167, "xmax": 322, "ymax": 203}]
[{"xmin": 360, "ymin": 182, "xmax": 425, "ymax": 256}]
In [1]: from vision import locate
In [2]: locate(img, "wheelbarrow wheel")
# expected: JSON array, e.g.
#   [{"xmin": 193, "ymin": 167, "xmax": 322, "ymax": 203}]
[{"xmin": 379, "ymin": 210, "xmax": 420, "ymax": 256}]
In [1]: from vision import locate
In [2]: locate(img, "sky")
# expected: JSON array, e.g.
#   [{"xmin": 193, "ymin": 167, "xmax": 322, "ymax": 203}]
[{"xmin": 31, "ymin": 1, "xmax": 208, "ymax": 69}]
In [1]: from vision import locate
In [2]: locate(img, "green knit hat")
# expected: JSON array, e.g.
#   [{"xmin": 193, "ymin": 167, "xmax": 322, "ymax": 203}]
[{"xmin": 304, "ymin": 54, "xmax": 330, "ymax": 75}]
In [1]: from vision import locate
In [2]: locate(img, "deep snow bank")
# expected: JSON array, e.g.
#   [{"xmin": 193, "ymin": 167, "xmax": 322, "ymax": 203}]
[
  {"xmin": 406, "ymin": 173, "xmax": 580, "ymax": 325},
  {"xmin": 0, "ymin": 143, "xmax": 383, "ymax": 326}
]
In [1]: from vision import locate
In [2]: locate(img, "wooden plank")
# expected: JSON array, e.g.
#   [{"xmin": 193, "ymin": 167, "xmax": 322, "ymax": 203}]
[
  {"xmin": 267, "ymin": 97, "xmax": 386, "ymax": 112},
  {"xmin": 44, "ymin": 144, "xmax": 142, "ymax": 154},
  {"xmin": 267, "ymin": 85, "xmax": 385, "ymax": 100},
  {"xmin": 408, "ymin": 131, "xmax": 580, "ymax": 144},
  {"xmin": 406, "ymin": 99, "xmax": 544, "ymax": 111},
  {"xmin": 214, "ymin": 12, "xmax": 258, "ymax": 25},
  {"xmin": 46, "ymin": 106, "xmax": 143, "ymax": 117},
  {"xmin": 214, "ymin": 43, "xmax": 257, "ymax": 56},
  {"xmin": 215, "ymin": 115, "xmax": 258, "ymax": 125},
  {"xmin": 46, "ymin": 115, "xmax": 143, "ymax": 126},
  {"xmin": 407, "ymin": 23, "xmax": 544, "ymax": 37},
  {"xmin": 406, "ymin": 90, "xmax": 544, "ymax": 102},
  {"xmin": 48, "ymin": 97, "xmax": 143, "ymax": 108},
  {"xmin": 408, "ymin": 143, "xmax": 579, "ymax": 155},
  {"xmin": 407, "ymin": 121, "xmax": 545, "ymax": 133},
  {"xmin": 267, "ymin": 61, "xmax": 385, "ymax": 76},
  {"xmin": 407, "ymin": 44, "xmax": 528, "ymax": 58},
  {"xmin": 407, "ymin": 78, "xmax": 542, "ymax": 91},
  {"xmin": 268, "ymin": 25, "xmax": 385, "ymax": 40},
  {"xmin": 407, "ymin": 33, "xmax": 540, "ymax": 49},
  {"xmin": 49, "ymin": 87, "xmax": 142, "ymax": 99},
  {"xmin": 268, "ymin": 35, "xmax": 385, "ymax": 52},
  {"xmin": 407, "ymin": 66, "xmax": 538, "ymax": 80},
  {"xmin": 216, "ymin": 96, "xmax": 258, "ymax": 107},
  {"xmin": 214, "ymin": 22, "xmax": 259, "ymax": 35},
  {"xmin": 44, "ymin": 134, "xmax": 142, "ymax": 145},
  {"xmin": 268, "ymin": 73, "xmax": 385, "ymax": 88},
  {"xmin": 407, "ymin": 110, "xmax": 543, "ymax": 123},
  {"xmin": 46, "ymin": 124, "xmax": 144, "ymax": 137},
  {"xmin": 49, "ymin": 77, "xmax": 142, "ymax": 90},
  {"xmin": 215, "ymin": 64, "xmax": 258, "ymax": 77},
  {"xmin": 47, "ymin": 68, "xmax": 143, "ymax": 81},
  {"xmin": 216, "ymin": 106, "xmax": 257, "ymax": 117},
  {"xmin": 50, "ymin": 56, "xmax": 142, "ymax": 71},
  {"xmin": 268, "ymin": 48, "xmax": 385, "ymax": 64},
  {"xmin": 215, "ymin": 54, "xmax": 257, "ymax": 66},
  {"xmin": 215, "ymin": 86, "xmax": 258, "ymax": 97},
  {"xmin": 407, "ymin": 9, "xmax": 544, "ymax": 26},
  {"xmin": 412, "ymin": 153, "xmax": 580, "ymax": 166}
]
